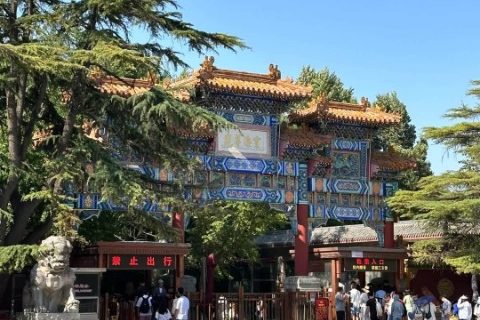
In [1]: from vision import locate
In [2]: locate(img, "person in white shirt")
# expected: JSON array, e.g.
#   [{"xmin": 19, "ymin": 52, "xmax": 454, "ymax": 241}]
[
  {"xmin": 421, "ymin": 301, "xmax": 437, "ymax": 320},
  {"xmin": 174, "ymin": 287, "xmax": 190, "ymax": 320},
  {"xmin": 135, "ymin": 291, "xmax": 153, "ymax": 320},
  {"xmin": 360, "ymin": 286, "xmax": 370, "ymax": 320},
  {"xmin": 403, "ymin": 290, "xmax": 415, "ymax": 320},
  {"xmin": 350, "ymin": 283, "xmax": 362, "ymax": 320},
  {"xmin": 440, "ymin": 296, "xmax": 452, "ymax": 320},
  {"xmin": 457, "ymin": 295, "xmax": 472, "ymax": 320}
]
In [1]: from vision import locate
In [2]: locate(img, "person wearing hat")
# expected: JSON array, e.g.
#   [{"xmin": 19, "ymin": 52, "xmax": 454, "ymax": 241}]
[
  {"xmin": 360, "ymin": 286, "xmax": 370, "ymax": 320},
  {"xmin": 457, "ymin": 295, "xmax": 472, "ymax": 320}
]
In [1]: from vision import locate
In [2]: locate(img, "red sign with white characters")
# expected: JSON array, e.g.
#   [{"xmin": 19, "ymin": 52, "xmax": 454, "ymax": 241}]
[{"xmin": 107, "ymin": 254, "xmax": 175, "ymax": 270}]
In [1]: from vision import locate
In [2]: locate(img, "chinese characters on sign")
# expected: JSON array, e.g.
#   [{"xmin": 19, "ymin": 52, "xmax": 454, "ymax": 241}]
[
  {"xmin": 315, "ymin": 298, "xmax": 329, "ymax": 320},
  {"xmin": 344, "ymin": 258, "xmax": 397, "ymax": 272},
  {"xmin": 216, "ymin": 125, "xmax": 271, "ymax": 158},
  {"xmin": 107, "ymin": 255, "xmax": 176, "ymax": 270}
]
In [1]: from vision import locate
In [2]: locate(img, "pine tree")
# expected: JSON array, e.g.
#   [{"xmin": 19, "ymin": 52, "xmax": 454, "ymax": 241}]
[
  {"xmin": 0, "ymin": 0, "xmax": 245, "ymax": 283},
  {"xmin": 388, "ymin": 80, "xmax": 480, "ymax": 274},
  {"xmin": 372, "ymin": 92, "xmax": 432, "ymax": 190},
  {"xmin": 296, "ymin": 66, "xmax": 355, "ymax": 102}
]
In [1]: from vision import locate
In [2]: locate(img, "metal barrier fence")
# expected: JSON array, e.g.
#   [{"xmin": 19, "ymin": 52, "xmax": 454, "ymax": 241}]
[
  {"xmin": 188, "ymin": 291, "xmax": 323, "ymax": 320},
  {"xmin": 106, "ymin": 290, "xmax": 325, "ymax": 320}
]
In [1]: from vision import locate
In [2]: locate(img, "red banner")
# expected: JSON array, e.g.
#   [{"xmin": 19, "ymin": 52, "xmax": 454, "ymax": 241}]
[{"xmin": 315, "ymin": 297, "xmax": 329, "ymax": 320}]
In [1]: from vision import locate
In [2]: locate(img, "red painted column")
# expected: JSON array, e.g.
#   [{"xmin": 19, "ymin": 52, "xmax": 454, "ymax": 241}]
[
  {"xmin": 206, "ymin": 253, "xmax": 217, "ymax": 305},
  {"xmin": 172, "ymin": 211, "xmax": 184, "ymax": 241},
  {"xmin": 172, "ymin": 211, "xmax": 185, "ymax": 289},
  {"xmin": 384, "ymin": 220, "xmax": 394, "ymax": 248},
  {"xmin": 295, "ymin": 204, "xmax": 309, "ymax": 275}
]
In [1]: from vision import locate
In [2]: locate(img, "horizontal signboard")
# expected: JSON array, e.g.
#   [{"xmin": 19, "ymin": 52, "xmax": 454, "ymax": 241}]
[
  {"xmin": 107, "ymin": 254, "xmax": 175, "ymax": 270},
  {"xmin": 344, "ymin": 258, "xmax": 397, "ymax": 272}
]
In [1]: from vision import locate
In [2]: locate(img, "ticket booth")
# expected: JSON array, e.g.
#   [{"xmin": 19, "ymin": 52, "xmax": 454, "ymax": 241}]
[{"xmin": 310, "ymin": 246, "xmax": 407, "ymax": 320}]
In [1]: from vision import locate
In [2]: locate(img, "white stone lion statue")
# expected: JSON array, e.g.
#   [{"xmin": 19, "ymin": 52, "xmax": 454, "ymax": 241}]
[{"xmin": 23, "ymin": 236, "xmax": 79, "ymax": 313}]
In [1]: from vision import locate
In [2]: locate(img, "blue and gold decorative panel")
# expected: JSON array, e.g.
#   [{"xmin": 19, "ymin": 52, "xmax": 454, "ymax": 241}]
[
  {"xmin": 219, "ymin": 112, "xmax": 271, "ymax": 126},
  {"xmin": 309, "ymin": 178, "xmax": 370, "ymax": 194},
  {"xmin": 331, "ymin": 151, "xmax": 361, "ymax": 178},
  {"xmin": 76, "ymin": 193, "xmax": 100, "ymax": 210},
  {"xmin": 331, "ymin": 138, "xmax": 369, "ymax": 178},
  {"xmin": 227, "ymin": 172, "xmax": 244, "ymax": 186},
  {"xmin": 209, "ymin": 172, "xmax": 225, "ymax": 188},
  {"xmin": 199, "ymin": 155, "xmax": 298, "ymax": 176},
  {"xmin": 126, "ymin": 164, "xmax": 161, "ymax": 181},
  {"xmin": 333, "ymin": 138, "xmax": 369, "ymax": 151},
  {"xmin": 310, "ymin": 205, "xmax": 373, "ymax": 221},
  {"xmin": 297, "ymin": 163, "xmax": 309, "ymax": 204},
  {"xmin": 383, "ymin": 182, "xmax": 398, "ymax": 197},
  {"xmin": 208, "ymin": 187, "xmax": 285, "ymax": 203}
]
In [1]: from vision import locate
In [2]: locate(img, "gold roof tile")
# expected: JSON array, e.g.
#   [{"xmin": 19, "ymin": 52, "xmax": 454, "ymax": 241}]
[
  {"xmin": 371, "ymin": 151, "xmax": 417, "ymax": 171},
  {"xmin": 290, "ymin": 97, "xmax": 401, "ymax": 126},
  {"xmin": 281, "ymin": 126, "xmax": 331, "ymax": 148},
  {"xmin": 94, "ymin": 75, "xmax": 154, "ymax": 97},
  {"xmin": 169, "ymin": 56, "xmax": 311, "ymax": 101}
]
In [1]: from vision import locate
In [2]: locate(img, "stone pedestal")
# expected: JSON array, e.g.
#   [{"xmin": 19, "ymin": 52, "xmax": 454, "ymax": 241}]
[{"xmin": 18, "ymin": 313, "xmax": 81, "ymax": 320}]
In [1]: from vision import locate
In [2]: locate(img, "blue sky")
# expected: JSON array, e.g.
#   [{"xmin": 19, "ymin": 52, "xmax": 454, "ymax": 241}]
[{"xmin": 143, "ymin": 1, "xmax": 480, "ymax": 174}]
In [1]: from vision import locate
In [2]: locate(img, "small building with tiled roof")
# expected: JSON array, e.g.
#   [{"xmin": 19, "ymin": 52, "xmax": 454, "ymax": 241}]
[{"xmin": 255, "ymin": 220, "xmax": 443, "ymax": 248}]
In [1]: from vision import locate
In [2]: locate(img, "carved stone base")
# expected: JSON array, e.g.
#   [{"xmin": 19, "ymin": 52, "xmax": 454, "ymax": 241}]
[{"xmin": 18, "ymin": 313, "xmax": 81, "ymax": 320}]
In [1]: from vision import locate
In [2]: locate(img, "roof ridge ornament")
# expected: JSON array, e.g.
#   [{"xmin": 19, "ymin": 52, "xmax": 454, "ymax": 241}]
[
  {"xmin": 200, "ymin": 56, "xmax": 215, "ymax": 74},
  {"xmin": 268, "ymin": 64, "xmax": 281, "ymax": 80},
  {"xmin": 360, "ymin": 96, "xmax": 370, "ymax": 108}
]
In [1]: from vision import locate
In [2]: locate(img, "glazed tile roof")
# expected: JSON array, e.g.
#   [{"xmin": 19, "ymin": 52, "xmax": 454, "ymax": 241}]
[
  {"xmin": 93, "ymin": 74, "xmax": 154, "ymax": 97},
  {"xmin": 169, "ymin": 56, "xmax": 311, "ymax": 101},
  {"xmin": 255, "ymin": 220, "xmax": 443, "ymax": 246},
  {"xmin": 290, "ymin": 97, "xmax": 401, "ymax": 127},
  {"xmin": 371, "ymin": 151, "xmax": 417, "ymax": 171},
  {"xmin": 281, "ymin": 126, "xmax": 331, "ymax": 148}
]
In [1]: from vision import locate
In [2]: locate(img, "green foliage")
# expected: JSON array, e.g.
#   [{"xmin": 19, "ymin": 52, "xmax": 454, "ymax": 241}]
[
  {"xmin": 296, "ymin": 66, "xmax": 355, "ymax": 102},
  {"xmin": 78, "ymin": 210, "xmax": 178, "ymax": 243},
  {"xmin": 371, "ymin": 92, "xmax": 432, "ymax": 190},
  {"xmin": 0, "ymin": 245, "xmax": 44, "ymax": 273},
  {"xmin": 186, "ymin": 201, "xmax": 288, "ymax": 277},
  {"xmin": 0, "ymin": 0, "xmax": 245, "ymax": 275},
  {"xmin": 373, "ymin": 92, "xmax": 416, "ymax": 150},
  {"xmin": 389, "ymin": 80, "xmax": 480, "ymax": 273}
]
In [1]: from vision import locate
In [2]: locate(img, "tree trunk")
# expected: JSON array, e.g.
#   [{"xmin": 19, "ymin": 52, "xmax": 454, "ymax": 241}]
[{"xmin": 472, "ymin": 274, "xmax": 478, "ymax": 302}]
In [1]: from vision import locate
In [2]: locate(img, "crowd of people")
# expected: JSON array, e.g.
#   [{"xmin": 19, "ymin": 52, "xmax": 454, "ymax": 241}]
[
  {"xmin": 133, "ymin": 279, "xmax": 190, "ymax": 320},
  {"xmin": 335, "ymin": 280, "xmax": 480, "ymax": 320}
]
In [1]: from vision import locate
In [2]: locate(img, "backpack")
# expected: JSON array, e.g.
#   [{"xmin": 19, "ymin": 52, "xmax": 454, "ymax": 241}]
[
  {"xmin": 425, "ymin": 303, "xmax": 432, "ymax": 319},
  {"xmin": 414, "ymin": 306, "xmax": 424, "ymax": 320},
  {"xmin": 139, "ymin": 296, "xmax": 151, "ymax": 314},
  {"xmin": 453, "ymin": 303, "xmax": 459, "ymax": 316},
  {"xmin": 376, "ymin": 300, "xmax": 384, "ymax": 317}
]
